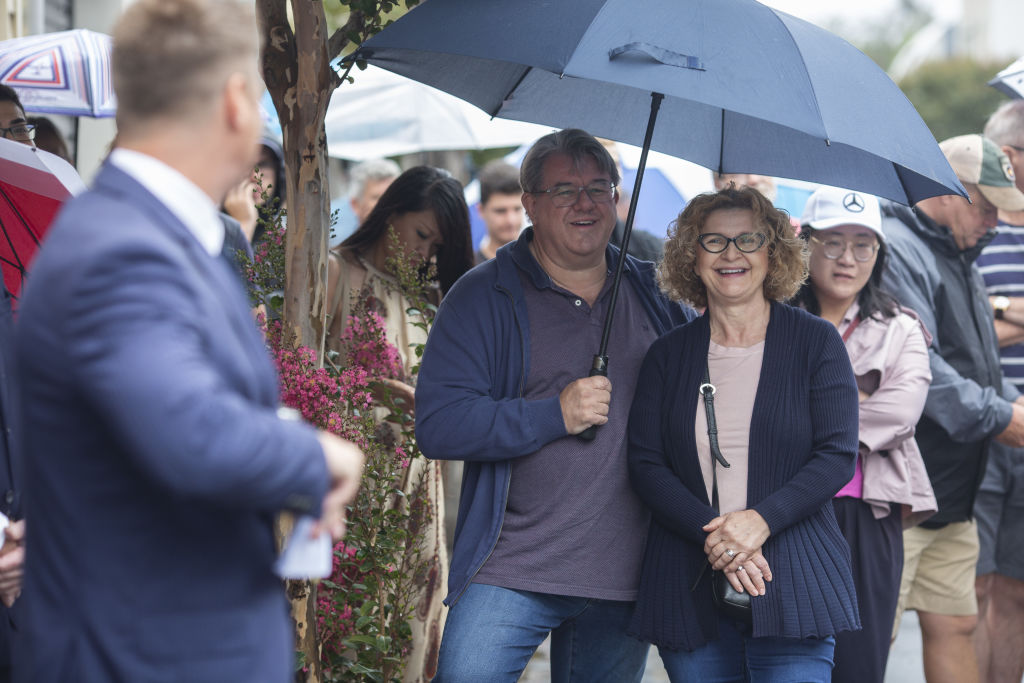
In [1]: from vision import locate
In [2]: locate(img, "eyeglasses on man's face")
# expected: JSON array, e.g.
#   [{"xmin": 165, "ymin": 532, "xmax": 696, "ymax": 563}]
[
  {"xmin": 810, "ymin": 234, "xmax": 878, "ymax": 262},
  {"xmin": 697, "ymin": 232, "xmax": 767, "ymax": 254},
  {"xmin": 0, "ymin": 123, "xmax": 35, "ymax": 142},
  {"xmin": 531, "ymin": 180, "xmax": 616, "ymax": 208}
]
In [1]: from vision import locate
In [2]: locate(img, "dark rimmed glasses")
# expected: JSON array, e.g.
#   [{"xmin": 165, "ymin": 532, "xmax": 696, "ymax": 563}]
[
  {"xmin": 697, "ymin": 232, "xmax": 767, "ymax": 253},
  {"xmin": 531, "ymin": 180, "xmax": 616, "ymax": 207},
  {"xmin": 0, "ymin": 123, "xmax": 35, "ymax": 142},
  {"xmin": 809, "ymin": 235, "xmax": 879, "ymax": 262}
]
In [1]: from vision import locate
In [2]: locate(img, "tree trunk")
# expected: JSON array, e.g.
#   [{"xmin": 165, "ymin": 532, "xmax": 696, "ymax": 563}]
[
  {"xmin": 257, "ymin": 0, "xmax": 336, "ymax": 355},
  {"xmin": 255, "ymin": 2, "xmax": 339, "ymax": 681}
]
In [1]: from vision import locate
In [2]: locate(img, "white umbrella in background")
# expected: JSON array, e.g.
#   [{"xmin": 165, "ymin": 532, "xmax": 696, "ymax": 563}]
[
  {"xmin": 990, "ymin": 57, "xmax": 1024, "ymax": 99},
  {"xmin": 325, "ymin": 65, "xmax": 552, "ymax": 160}
]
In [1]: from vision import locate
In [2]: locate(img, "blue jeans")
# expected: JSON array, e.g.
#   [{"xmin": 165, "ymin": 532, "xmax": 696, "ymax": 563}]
[
  {"xmin": 432, "ymin": 583, "xmax": 649, "ymax": 682},
  {"xmin": 659, "ymin": 615, "xmax": 835, "ymax": 682}
]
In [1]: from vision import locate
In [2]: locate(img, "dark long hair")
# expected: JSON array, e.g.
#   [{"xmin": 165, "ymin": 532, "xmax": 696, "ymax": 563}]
[
  {"xmin": 792, "ymin": 228, "xmax": 899, "ymax": 320},
  {"xmin": 339, "ymin": 166, "xmax": 473, "ymax": 295},
  {"xmin": 252, "ymin": 138, "xmax": 285, "ymax": 245}
]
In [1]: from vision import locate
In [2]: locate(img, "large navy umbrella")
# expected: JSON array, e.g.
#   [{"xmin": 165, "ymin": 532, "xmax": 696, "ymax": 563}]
[
  {"xmin": 351, "ymin": 0, "xmax": 965, "ymax": 437},
  {"xmin": 352, "ymin": 0, "xmax": 963, "ymax": 206}
]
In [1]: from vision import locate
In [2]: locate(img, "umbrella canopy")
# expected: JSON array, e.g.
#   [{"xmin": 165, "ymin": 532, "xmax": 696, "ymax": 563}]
[
  {"xmin": 0, "ymin": 29, "xmax": 115, "ymax": 118},
  {"xmin": 990, "ymin": 57, "xmax": 1024, "ymax": 100},
  {"xmin": 326, "ymin": 65, "xmax": 553, "ymax": 160},
  {"xmin": 0, "ymin": 136, "xmax": 85, "ymax": 298},
  {"xmin": 353, "ymin": 0, "xmax": 964, "ymax": 206}
]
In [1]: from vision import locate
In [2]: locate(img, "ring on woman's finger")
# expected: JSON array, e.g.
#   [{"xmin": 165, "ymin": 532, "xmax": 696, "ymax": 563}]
[
  {"xmin": 737, "ymin": 565, "xmax": 745, "ymax": 572},
  {"xmin": 725, "ymin": 548, "xmax": 736, "ymax": 558}
]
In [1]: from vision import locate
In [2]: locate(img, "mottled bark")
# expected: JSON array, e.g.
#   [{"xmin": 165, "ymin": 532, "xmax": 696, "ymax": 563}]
[
  {"xmin": 256, "ymin": 0, "xmax": 340, "ymax": 355},
  {"xmin": 255, "ymin": 2, "xmax": 342, "ymax": 681}
]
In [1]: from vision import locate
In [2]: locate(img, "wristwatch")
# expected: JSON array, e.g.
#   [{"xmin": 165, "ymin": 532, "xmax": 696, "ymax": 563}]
[{"xmin": 994, "ymin": 295, "xmax": 1011, "ymax": 320}]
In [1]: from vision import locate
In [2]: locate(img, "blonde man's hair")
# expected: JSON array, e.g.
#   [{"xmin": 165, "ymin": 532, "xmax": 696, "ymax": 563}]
[
  {"xmin": 659, "ymin": 186, "xmax": 807, "ymax": 309},
  {"xmin": 112, "ymin": 0, "xmax": 259, "ymax": 133}
]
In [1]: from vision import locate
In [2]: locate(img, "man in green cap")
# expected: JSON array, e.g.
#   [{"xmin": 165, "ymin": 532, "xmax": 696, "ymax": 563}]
[
  {"xmin": 973, "ymin": 101, "xmax": 1024, "ymax": 683},
  {"xmin": 883, "ymin": 134, "xmax": 1024, "ymax": 683}
]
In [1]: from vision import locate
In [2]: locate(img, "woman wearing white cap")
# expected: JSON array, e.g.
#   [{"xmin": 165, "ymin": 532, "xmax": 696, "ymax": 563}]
[{"xmin": 793, "ymin": 186, "xmax": 937, "ymax": 683}]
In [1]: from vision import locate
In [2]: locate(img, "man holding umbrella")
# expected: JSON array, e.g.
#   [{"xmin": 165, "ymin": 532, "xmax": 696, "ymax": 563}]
[{"xmin": 415, "ymin": 128, "xmax": 693, "ymax": 681}]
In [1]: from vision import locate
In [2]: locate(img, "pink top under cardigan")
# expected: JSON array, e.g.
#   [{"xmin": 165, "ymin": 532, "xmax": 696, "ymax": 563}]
[{"xmin": 695, "ymin": 340, "xmax": 764, "ymax": 514}]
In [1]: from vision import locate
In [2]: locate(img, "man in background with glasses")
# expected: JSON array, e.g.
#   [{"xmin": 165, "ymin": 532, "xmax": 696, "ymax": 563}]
[
  {"xmin": 883, "ymin": 134, "xmax": 1024, "ymax": 683},
  {"xmin": 416, "ymin": 128, "xmax": 693, "ymax": 681},
  {"xmin": 0, "ymin": 86, "xmax": 34, "ymax": 147}
]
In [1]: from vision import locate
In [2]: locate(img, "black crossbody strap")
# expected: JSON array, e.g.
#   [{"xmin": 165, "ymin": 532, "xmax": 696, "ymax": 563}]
[
  {"xmin": 692, "ymin": 363, "xmax": 732, "ymax": 592},
  {"xmin": 701, "ymin": 363, "xmax": 731, "ymax": 515}
]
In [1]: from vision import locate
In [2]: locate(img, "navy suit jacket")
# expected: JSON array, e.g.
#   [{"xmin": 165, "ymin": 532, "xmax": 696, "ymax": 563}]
[
  {"xmin": 0, "ymin": 264, "xmax": 22, "ymax": 680},
  {"xmin": 14, "ymin": 162, "xmax": 328, "ymax": 682}
]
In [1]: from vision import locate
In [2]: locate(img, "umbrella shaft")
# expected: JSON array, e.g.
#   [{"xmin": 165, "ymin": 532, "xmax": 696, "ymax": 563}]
[{"xmin": 596, "ymin": 91, "xmax": 664, "ymax": 357}]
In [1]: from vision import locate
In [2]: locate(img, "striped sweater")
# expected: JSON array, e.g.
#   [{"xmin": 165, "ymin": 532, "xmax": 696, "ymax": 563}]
[
  {"xmin": 977, "ymin": 220, "xmax": 1024, "ymax": 391},
  {"xmin": 627, "ymin": 301, "xmax": 861, "ymax": 650}
]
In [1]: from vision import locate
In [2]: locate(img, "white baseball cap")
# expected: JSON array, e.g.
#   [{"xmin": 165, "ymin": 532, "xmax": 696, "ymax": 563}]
[{"xmin": 800, "ymin": 186, "xmax": 884, "ymax": 242}]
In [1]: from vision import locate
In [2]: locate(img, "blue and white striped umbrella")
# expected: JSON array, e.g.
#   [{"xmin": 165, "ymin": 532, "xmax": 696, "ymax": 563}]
[
  {"xmin": 0, "ymin": 29, "xmax": 115, "ymax": 118},
  {"xmin": 990, "ymin": 57, "xmax": 1024, "ymax": 100}
]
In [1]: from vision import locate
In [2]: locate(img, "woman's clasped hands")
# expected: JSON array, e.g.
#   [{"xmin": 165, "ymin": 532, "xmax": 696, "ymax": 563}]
[{"xmin": 703, "ymin": 509, "xmax": 773, "ymax": 596}]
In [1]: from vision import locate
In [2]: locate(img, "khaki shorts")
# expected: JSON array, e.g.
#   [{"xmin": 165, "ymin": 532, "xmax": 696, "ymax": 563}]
[{"xmin": 892, "ymin": 520, "xmax": 979, "ymax": 639}]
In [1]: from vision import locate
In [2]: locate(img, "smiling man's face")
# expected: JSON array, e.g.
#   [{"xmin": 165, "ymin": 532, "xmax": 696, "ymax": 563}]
[{"xmin": 522, "ymin": 152, "xmax": 617, "ymax": 270}]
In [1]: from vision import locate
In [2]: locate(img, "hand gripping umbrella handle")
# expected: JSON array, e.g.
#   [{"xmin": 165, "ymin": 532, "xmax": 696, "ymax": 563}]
[{"xmin": 578, "ymin": 355, "xmax": 609, "ymax": 441}]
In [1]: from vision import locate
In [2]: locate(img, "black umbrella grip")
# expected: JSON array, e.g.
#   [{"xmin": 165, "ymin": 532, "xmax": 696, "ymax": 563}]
[{"xmin": 577, "ymin": 355, "xmax": 609, "ymax": 441}]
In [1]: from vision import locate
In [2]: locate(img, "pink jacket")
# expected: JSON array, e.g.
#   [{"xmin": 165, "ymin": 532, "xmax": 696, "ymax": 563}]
[{"xmin": 840, "ymin": 303, "xmax": 938, "ymax": 527}]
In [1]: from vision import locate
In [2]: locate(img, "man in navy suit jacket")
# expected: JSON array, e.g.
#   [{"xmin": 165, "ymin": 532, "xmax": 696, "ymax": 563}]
[
  {"xmin": 0, "ymin": 264, "xmax": 22, "ymax": 683},
  {"xmin": 12, "ymin": 1, "xmax": 363, "ymax": 680}
]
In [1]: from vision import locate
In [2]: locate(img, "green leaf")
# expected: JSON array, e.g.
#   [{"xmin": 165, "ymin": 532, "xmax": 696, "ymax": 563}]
[{"xmin": 345, "ymin": 634, "xmax": 379, "ymax": 646}]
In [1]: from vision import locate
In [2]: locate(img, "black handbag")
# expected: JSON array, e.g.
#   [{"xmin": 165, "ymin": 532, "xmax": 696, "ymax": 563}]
[{"xmin": 698, "ymin": 363, "xmax": 752, "ymax": 624}]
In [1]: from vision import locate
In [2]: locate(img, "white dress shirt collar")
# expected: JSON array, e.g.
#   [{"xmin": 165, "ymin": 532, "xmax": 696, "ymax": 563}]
[{"xmin": 108, "ymin": 148, "xmax": 224, "ymax": 256}]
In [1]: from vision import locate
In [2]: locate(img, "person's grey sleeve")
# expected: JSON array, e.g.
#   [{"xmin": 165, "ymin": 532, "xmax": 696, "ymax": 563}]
[
  {"xmin": 1001, "ymin": 376, "xmax": 1021, "ymax": 403},
  {"xmin": 924, "ymin": 350, "xmax": 1013, "ymax": 441},
  {"xmin": 884, "ymin": 241, "xmax": 1014, "ymax": 442}
]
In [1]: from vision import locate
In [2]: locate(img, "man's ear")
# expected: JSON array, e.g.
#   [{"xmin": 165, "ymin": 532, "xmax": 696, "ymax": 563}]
[
  {"xmin": 223, "ymin": 72, "xmax": 255, "ymax": 132},
  {"xmin": 521, "ymin": 191, "xmax": 534, "ymax": 220}
]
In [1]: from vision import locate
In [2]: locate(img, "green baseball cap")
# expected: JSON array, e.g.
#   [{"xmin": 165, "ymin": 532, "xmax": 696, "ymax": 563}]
[{"xmin": 939, "ymin": 134, "xmax": 1024, "ymax": 212}]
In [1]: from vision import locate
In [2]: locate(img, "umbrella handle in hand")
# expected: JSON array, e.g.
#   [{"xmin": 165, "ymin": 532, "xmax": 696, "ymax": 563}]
[{"xmin": 578, "ymin": 355, "xmax": 609, "ymax": 442}]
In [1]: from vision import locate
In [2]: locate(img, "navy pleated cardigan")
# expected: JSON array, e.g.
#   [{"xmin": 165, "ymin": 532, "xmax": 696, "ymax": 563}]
[{"xmin": 627, "ymin": 302, "xmax": 861, "ymax": 650}]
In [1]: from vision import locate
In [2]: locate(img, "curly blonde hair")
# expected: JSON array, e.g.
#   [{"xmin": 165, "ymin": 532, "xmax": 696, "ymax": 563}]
[{"xmin": 659, "ymin": 186, "xmax": 807, "ymax": 309}]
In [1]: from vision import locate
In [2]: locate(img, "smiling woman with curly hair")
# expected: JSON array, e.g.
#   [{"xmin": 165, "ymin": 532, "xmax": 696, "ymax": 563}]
[
  {"xmin": 658, "ymin": 186, "xmax": 807, "ymax": 310},
  {"xmin": 627, "ymin": 185, "xmax": 862, "ymax": 681}
]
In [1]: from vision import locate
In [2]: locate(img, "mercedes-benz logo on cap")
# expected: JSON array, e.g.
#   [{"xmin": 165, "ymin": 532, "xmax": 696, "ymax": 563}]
[{"xmin": 843, "ymin": 192, "xmax": 865, "ymax": 213}]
